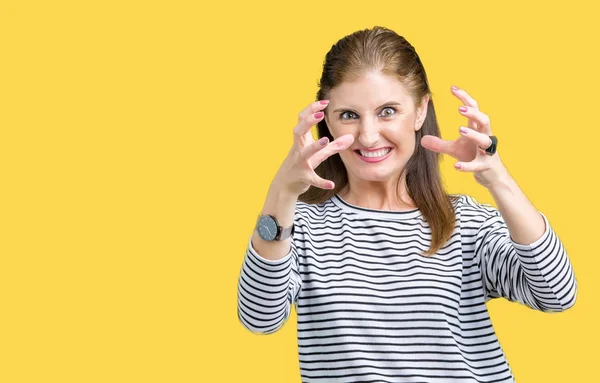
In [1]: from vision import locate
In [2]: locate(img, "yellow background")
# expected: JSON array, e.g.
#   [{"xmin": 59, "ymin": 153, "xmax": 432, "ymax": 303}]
[{"xmin": 1, "ymin": 0, "xmax": 598, "ymax": 382}]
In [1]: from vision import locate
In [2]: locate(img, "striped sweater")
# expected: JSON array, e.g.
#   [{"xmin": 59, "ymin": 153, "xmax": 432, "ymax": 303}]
[{"xmin": 237, "ymin": 194, "xmax": 577, "ymax": 382}]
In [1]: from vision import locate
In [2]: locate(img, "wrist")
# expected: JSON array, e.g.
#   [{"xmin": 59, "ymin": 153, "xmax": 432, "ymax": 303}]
[
  {"xmin": 486, "ymin": 170, "xmax": 514, "ymax": 194},
  {"xmin": 261, "ymin": 181, "xmax": 298, "ymax": 227},
  {"xmin": 269, "ymin": 177, "xmax": 301, "ymax": 201}
]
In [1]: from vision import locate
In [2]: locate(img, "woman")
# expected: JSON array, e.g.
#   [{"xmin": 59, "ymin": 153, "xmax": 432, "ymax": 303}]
[{"xmin": 237, "ymin": 26, "xmax": 577, "ymax": 382}]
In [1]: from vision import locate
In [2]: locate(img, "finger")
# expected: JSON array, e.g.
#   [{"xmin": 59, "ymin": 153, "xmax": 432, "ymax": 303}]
[
  {"xmin": 309, "ymin": 172, "xmax": 335, "ymax": 190},
  {"xmin": 300, "ymin": 136, "xmax": 330, "ymax": 160},
  {"xmin": 454, "ymin": 158, "xmax": 488, "ymax": 172},
  {"xmin": 420, "ymin": 135, "xmax": 458, "ymax": 157},
  {"xmin": 458, "ymin": 106, "xmax": 492, "ymax": 134},
  {"xmin": 451, "ymin": 85, "xmax": 479, "ymax": 109},
  {"xmin": 293, "ymin": 110, "xmax": 326, "ymax": 140},
  {"xmin": 293, "ymin": 100, "xmax": 330, "ymax": 137},
  {"xmin": 297, "ymin": 100, "xmax": 330, "ymax": 122},
  {"xmin": 310, "ymin": 134, "xmax": 355, "ymax": 167},
  {"xmin": 458, "ymin": 126, "xmax": 493, "ymax": 149},
  {"xmin": 452, "ymin": 86, "xmax": 481, "ymax": 131}
]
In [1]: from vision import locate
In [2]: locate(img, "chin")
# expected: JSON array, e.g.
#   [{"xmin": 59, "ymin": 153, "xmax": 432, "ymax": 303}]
[{"xmin": 354, "ymin": 167, "xmax": 400, "ymax": 182}]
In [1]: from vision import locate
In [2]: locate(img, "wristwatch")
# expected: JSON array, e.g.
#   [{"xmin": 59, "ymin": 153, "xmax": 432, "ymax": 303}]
[{"xmin": 255, "ymin": 214, "xmax": 295, "ymax": 241}]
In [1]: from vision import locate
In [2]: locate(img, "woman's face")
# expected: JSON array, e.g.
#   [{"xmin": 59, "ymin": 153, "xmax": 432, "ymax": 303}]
[{"xmin": 324, "ymin": 71, "xmax": 429, "ymax": 185}]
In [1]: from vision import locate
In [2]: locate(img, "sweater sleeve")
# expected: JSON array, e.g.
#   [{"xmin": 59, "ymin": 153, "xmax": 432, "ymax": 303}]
[
  {"xmin": 475, "ymin": 205, "xmax": 578, "ymax": 312},
  {"xmin": 236, "ymin": 221, "xmax": 303, "ymax": 335}
]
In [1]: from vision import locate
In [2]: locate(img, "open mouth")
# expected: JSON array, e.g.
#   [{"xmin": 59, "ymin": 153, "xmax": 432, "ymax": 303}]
[
  {"xmin": 354, "ymin": 147, "xmax": 393, "ymax": 162},
  {"xmin": 356, "ymin": 148, "xmax": 392, "ymax": 158}
]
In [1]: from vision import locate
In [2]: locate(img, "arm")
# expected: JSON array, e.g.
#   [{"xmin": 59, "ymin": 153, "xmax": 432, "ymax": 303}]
[
  {"xmin": 237, "ymin": 184, "xmax": 303, "ymax": 334},
  {"xmin": 426, "ymin": 85, "xmax": 577, "ymax": 312},
  {"xmin": 473, "ymin": 175, "xmax": 578, "ymax": 311},
  {"xmin": 236, "ymin": 99, "xmax": 353, "ymax": 334},
  {"xmin": 488, "ymin": 171, "xmax": 547, "ymax": 246},
  {"xmin": 237, "ymin": 236, "xmax": 302, "ymax": 334}
]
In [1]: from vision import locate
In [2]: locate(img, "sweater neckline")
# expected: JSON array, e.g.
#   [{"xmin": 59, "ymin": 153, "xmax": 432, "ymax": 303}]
[{"xmin": 331, "ymin": 194, "xmax": 423, "ymax": 220}]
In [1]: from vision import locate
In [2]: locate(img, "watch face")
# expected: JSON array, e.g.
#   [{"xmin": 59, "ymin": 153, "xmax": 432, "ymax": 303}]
[{"xmin": 257, "ymin": 215, "xmax": 278, "ymax": 241}]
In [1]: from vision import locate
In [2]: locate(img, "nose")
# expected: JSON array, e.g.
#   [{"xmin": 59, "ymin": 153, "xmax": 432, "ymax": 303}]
[{"xmin": 357, "ymin": 118, "xmax": 381, "ymax": 148}]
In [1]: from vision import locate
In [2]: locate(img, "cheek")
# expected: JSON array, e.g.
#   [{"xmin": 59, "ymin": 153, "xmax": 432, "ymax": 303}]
[{"xmin": 383, "ymin": 124, "xmax": 415, "ymax": 146}]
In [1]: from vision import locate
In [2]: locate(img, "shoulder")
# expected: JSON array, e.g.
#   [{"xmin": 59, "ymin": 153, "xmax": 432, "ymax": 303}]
[
  {"xmin": 450, "ymin": 193, "xmax": 500, "ymax": 221},
  {"xmin": 294, "ymin": 196, "xmax": 343, "ymax": 224}
]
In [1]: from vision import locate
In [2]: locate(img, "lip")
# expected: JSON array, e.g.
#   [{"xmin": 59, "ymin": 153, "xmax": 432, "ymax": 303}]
[
  {"xmin": 354, "ymin": 147, "xmax": 394, "ymax": 163},
  {"xmin": 355, "ymin": 147, "xmax": 390, "ymax": 152}
]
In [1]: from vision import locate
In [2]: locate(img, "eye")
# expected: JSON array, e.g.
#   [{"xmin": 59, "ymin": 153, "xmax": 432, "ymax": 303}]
[
  {"xmin": 339, "ymin": 111, "xmax": 358, "ymax": 120},
  {"xmin": 379, "ymin": 107, "xmax": 396, "ymax": 117}
]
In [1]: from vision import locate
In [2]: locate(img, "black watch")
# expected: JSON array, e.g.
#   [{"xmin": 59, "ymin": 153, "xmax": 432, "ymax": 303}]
[{"xmin": 255, "ymin": 214, "xmax": 295, "ymax": 241}]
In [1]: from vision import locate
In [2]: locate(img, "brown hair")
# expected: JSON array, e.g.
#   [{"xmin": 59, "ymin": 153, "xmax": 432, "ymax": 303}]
[{"xmin": 299, "ymin": 26, "xmax": 458, "ymax": 257}]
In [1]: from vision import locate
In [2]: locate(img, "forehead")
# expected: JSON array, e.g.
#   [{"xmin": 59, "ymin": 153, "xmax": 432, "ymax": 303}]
[{"xmin": 329, "ymin": 71, "xmax": 413, "ymax": 108}]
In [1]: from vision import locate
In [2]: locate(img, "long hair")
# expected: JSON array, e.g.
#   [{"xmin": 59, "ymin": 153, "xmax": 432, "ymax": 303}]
[{"xmin": 299, "ymin": 26, "xmax": 458, "ymax": 256}]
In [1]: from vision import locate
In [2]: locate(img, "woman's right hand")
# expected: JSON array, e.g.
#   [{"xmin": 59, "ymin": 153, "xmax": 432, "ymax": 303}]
[{"xmin": 273, "ymin": 100, "xmax": 355, "ymax": 197}]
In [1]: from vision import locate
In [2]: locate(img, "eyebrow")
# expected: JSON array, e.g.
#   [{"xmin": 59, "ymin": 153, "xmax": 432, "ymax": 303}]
[{"xmin": 332, "ymin": 101, "xmax": 403, "ymax": 113}]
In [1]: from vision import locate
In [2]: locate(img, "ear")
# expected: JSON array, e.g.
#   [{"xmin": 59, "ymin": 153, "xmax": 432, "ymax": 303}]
[{"xmin": 414, "ymin": 94, "xmax": 430, "ymax": 131}]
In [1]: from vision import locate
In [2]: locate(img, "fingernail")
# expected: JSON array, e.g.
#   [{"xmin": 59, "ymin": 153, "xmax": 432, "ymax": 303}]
[
  {"xmin": 459, "ymin": 127, "xmax": 468, "ymax": 134},
  {"xmin": 451, "ymin": 85, "xmax": 459, "ymax": 91},
  {"xmin": 314, "ymin": 112, "xmax": 324, "ymax": 119},
  {"xmin": 328, "ymin": 182, "xmax": 335, "ymax": 189},
  {"xmin": 459, "ymin": 106, "xmax": 468, "ymax": 113},
  {"xmin": 320, "ymin": 100, "xmax": 330, "ymax": 105},
  {"xmin": 318, "ymin": 137, "xmax": 329, "ymax": 145},
  {"xmin": 454, "ymin": 163, "xmax": 462, "ymax": 169}
]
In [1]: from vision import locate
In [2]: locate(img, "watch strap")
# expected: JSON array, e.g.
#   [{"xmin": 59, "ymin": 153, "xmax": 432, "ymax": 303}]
[{"xmin": 276, "ymin": 222, "xmax": 295, "ymax": 241}]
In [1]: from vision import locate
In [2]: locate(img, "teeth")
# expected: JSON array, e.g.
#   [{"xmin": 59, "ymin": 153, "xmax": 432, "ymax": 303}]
[{"xmin": 359, "ymin": 148, "xmax": 391, "ymax": 158}]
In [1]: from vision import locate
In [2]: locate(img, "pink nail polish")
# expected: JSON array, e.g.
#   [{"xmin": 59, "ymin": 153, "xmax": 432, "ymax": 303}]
[
  {"xmin": 459, "ymin": 127, "xmax": 468, "ymax": 134},
  {"xmin": 452, "ymin": 85, "xmax": 459, "ymax": 91},
  {"xmin": 314, "ymin": 112, "xmax": 324, "ymax": 119},
  {"xmin": 459, "ymin": 106, "xmax": 468, "ymax": 113},
  {"xmin": 320, "ymin": 100, "xmax": 330, "ymax": 105},
  {"xmin": 455, "ymin": 163, "xmax": 462, "ymax": 169}
]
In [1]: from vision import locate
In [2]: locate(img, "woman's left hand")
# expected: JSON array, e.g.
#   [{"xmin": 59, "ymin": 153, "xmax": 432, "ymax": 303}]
[{"xmin": 420, "ymin": 85, "xmax": 510, "ymax": 189}]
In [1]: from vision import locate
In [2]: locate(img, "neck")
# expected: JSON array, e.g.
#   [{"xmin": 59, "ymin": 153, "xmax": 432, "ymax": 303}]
[{"xmin": 339, "ymin": 175, "xmax": 415, "ymax": 211}]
